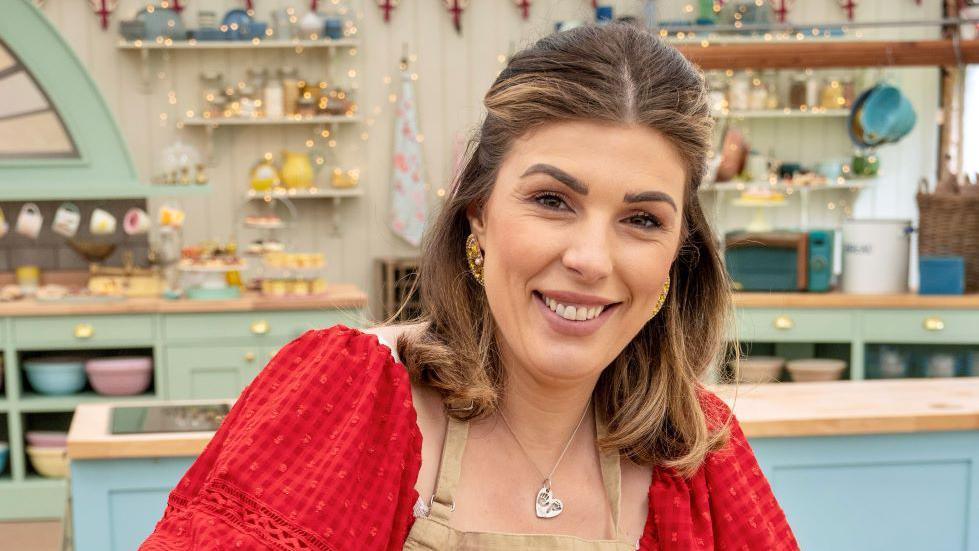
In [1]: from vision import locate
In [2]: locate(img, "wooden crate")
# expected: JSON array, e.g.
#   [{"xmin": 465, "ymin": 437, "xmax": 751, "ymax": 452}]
[{"xmin": 376, "ymin": 257, "xmax": 422, "ymax": 321}]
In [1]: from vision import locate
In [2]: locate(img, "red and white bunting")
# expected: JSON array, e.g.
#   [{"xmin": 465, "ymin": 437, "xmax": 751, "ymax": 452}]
[
  {"xmin": 88, "ymin": 0, "xmax": 118, "ymax": 30},
  {"xmin": 377, "ymin": 0, "xmax": 400, "ymax": 22},
  {"xmin": 514, "ymin": 0, "xmax": 531, "ymax": 19}
]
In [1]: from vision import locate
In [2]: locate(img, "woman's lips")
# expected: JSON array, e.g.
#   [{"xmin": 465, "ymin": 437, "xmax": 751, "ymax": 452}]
[{"xmin": 533, "ymin": 291, "xmax": 618, "ymax": 337}]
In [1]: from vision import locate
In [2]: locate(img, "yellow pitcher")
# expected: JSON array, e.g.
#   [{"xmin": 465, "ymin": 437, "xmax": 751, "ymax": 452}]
[{"xmin": 280, "ymin": 151, "xmax": 313, "ymax": 189}]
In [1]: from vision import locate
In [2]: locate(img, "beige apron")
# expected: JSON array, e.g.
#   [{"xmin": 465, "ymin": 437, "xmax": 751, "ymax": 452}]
[{"xmin": 403, "ymin": 410, "xmax": 638, "ymax": 550}]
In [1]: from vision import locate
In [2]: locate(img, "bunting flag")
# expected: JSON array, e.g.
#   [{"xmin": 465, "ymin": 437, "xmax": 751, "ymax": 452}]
[
  {"xmin": 773, "ymin": 0, "xmax": 790, "ymax": 23},
  {"xmin": 514, "ymin": 0, "xmax": 532, "ymax": 19},
  {"xmin": 88, "ymin": 0, "xmax": 118, "ymax": 29},
  {"xmin": 377, "ymin": 0, "xmax": 400, "ymax": 22},
  {"xmin": 389, "ymin": 63, "xmax": 429, "ymax": 247},
  {"xmin": 444, "ymin": 0, "xmax": 468, "ymax": 34}
]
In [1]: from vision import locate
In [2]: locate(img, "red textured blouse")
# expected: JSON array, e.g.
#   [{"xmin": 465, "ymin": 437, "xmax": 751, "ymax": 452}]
[{"xmin": 141, "ymin": 325, "xmax": 799, "ymax": 550}]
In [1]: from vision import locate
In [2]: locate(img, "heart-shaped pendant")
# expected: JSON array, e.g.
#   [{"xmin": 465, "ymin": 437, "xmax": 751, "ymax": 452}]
[{"xmin": 535, "ymin": 484, "xmax": 564, "ymax": 518}]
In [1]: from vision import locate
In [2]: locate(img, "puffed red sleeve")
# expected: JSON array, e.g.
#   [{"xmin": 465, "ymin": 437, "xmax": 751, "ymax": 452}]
[
  {"xmin": 141, "ymin": 325, "xmax": 423, "ymax": 551},
  {"xmin": 640, "ymin": 390, "xmax": 799, "ymax": 550}
]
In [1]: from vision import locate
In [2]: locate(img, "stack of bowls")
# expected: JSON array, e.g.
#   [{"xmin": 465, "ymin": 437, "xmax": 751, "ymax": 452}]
[
  {"xmin": 787, "ymin": 359, "xmax": 847, "ymax": 382},
  {"xmin": 23, "ymin": 357, "xmax": 86, "ymax": 395},
  {"xmin": 734, "ymin": 356, "xmax": 785, "ymax": 384},
  {"xmin": 85, "ymin": 357, "xmax": 153, "ymax": 396},
  {"xmin": 26, "ymin": 431, "xmax": 68, "ymax": 478}
]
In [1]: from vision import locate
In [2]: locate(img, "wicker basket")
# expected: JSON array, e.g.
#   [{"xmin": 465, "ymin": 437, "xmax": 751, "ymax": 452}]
[{"xmin": 916, "ymin": 192, "xmax": 979, "ymax": 292}]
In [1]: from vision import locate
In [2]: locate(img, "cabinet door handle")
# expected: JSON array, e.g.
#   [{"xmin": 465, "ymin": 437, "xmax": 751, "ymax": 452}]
[
  {"xmin": 250, "ymin": 320, "xmax": 270, "ymax": 335},
  {"xmin": 773, "ymin": 315, "xmax": 795, "ymax": 330},
  {"xmin": 74, "ymin": 323, "xmax": 95, "ymax": 339},
  {"xmin": 923, "ymin": 316, "xmax": 945, "ymax": 331},
  {"xmin": 244, "ymin": 352, "xmax": 256, "ymax": 362}
]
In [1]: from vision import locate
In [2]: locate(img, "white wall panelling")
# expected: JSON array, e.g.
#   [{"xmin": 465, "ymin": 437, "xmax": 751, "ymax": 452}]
[{"xmin": 33, "ymin": 0, "xmax": 943, "ymax": 313}]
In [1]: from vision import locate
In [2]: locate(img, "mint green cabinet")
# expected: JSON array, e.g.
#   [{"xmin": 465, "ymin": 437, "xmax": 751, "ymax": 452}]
[
  {"xmin": 0, "ymin": 305, "xmax": 365, "ymax": 521},
  {"xmin": 735, "ymin": 309, "xmax": 854, "ymax": 342},
  {"xmin": 861, "ymin": 310, "xmax": 977, "ymax": 343},
  {"xmin": 13, "ymin": 315, "xmax": 155, "ymax": 348},
  {"xmin": 165, "ymin": 345, "xmax": 266, "ymax": 400}
]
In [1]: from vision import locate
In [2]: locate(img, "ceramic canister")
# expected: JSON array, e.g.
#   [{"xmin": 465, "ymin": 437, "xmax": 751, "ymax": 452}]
[{"xmin": 841, "ymin": 219, "xmax": 912, "ymax": 294}]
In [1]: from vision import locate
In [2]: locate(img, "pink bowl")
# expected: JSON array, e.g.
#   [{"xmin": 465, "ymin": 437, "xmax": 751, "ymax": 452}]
[
  {"xmin": 26, "ymin": 431, "xmax": 68, "ymax": 448},
  {"xmin": 85, "ymin": 356, "xmax": 152, "ymax": 396}
]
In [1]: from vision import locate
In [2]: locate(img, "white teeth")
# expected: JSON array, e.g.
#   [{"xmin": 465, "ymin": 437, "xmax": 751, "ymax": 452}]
[{"xmin": 540, "ymin": 293, "xmax": 608, "ymax": 322}]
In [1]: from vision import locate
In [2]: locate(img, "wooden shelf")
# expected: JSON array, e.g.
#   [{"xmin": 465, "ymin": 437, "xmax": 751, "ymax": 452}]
[
  {"xmin": 183, "ymin": 115, "xmax": 361, "ymax": 127},
  {"xmin": 246, "ymin": 187, "xmax": 363, "ymax": 200},
  {"xmin": 676, "ymin": 39, "xmax": 979, "ymax": 69},
  {"xmin": 701, "ymin": 178, "xmax": 875, "ymax": 192},
  {"xmin": 713, "ymin": 108, "xmax": 850, "ymax": 119},
  {"xmin": 19, "ymin": 392, "xmax": 157, "ymax": 413},
  {"xmin": 117, "ymin": 38, "xmax": 359, "ymax": 50}
]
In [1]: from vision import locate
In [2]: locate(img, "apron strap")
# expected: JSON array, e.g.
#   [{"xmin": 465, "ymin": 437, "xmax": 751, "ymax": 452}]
[
  {"xmin": 429, "ymin": 414, "xmax": 469, "ymax": 522},
  {"xmin": 596, "ymin": 408, "xmax": 623, "ymax": 535}
]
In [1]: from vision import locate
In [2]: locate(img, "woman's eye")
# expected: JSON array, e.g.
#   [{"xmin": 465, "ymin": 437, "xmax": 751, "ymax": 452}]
[
  {"xmin": 625, "ymin": 213, "xmax": 662, "ymax": 230},
  {"xmin": 534, "ymin": 193, "xmax": 570, "ymax": 211}
]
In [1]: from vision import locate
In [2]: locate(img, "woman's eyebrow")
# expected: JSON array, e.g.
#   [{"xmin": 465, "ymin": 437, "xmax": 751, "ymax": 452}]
[
  {"xmin": 624, "ymin": 190, "xmax": 677, "ymax": 212},
  {"xmin": 521, "ymin": 163, "xmax": 678, "ymax": 212},
  {"xmin": 521, "ymin": 163, "xmax": 588, "ymax": 194}
]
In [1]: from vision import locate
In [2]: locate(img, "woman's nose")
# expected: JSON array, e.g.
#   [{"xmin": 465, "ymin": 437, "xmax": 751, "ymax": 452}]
[{"xmin": 561, "ymin": 224, "xmax": 614, "ymax": 283}]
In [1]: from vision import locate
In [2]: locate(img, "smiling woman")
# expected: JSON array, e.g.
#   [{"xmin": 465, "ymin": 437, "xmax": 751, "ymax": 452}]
[{"xmin": 141, "ymin": 23, "xmax": 798, "ymax": 551}]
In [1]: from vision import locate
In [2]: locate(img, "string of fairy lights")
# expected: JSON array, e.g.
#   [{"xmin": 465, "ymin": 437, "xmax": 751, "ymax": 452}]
[{"xmin": 140, "ymin": 0, "xmax": 919, "ymax": 209}]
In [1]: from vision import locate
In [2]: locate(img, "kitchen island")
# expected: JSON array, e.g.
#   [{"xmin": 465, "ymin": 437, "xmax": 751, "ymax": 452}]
[{"xmin": 67, "ymin": 378, "xmax": 979, "ymax": 551}]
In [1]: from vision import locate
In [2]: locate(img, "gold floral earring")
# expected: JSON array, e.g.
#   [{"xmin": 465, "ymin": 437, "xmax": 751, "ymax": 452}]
[
  {"xmin": 652, "ymin": 275, "xmax": 670, "ymax": 317},
  {"xmin": 466, "ymin": 233, "xmax": 485, "ymax": 285}
]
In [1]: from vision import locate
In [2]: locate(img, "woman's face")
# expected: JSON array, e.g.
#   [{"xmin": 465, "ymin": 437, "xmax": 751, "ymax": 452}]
[{"xmin": 468, "ymin": 120, "xmax": 687, "ymax": 386}]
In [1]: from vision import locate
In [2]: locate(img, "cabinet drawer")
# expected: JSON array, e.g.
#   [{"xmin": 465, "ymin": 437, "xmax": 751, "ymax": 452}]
[
  {"xmin": 13, "ymin": 315, "xmax": 154, "ymax": 347},
  {"xmin": 163, "ymin": 310, "xmax": 353, "ymax": 342},
  {"xmin": 735, "ymin": 309, "xmax": 854, "ymax": 342},
  {"xmin": 861, "ymin": 310, "xmax": 977, "ymax": 343}
]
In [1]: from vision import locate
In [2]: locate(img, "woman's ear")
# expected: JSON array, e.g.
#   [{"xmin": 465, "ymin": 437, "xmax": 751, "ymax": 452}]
[{"xmin": 466, "ymin": 203, "xmax": 487, "ymax": 244}]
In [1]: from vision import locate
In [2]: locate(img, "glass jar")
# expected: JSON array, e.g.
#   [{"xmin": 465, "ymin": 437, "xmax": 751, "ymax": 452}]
[
  {"xmin": 788, "ymin": 73, "xmax": 807, "ymax": 109},
  {"xmin": 728, "ymin": 72, "xmax": 750, "ymax": 111},
  {"xmin": 200, "ymin": 72, "xmax": 226, "ymax": 118},
  {"xmin": 820, "ymin": 77, "xmax": 845, "ymax": 110},
  {"xmin": 238, "ymin": 84, "xmax": 258, "ymax": 118},
  {"xmin": 841, "ymin": 76, "xmax": 856, "ymax": 108},
  {"xmin": 748, "ymin": 75, "xmax": 768, "ymax": 111},
  {"xmin": 707, "ymin": 73, "xmax": 727, "ymax": 113},
  {"xmin": 280, "ymin": 66, "xmax": 300, "ymax": 116},
  {"xmin": 762, "ymin": 70, "xmax": 779, "ymax": 109}
]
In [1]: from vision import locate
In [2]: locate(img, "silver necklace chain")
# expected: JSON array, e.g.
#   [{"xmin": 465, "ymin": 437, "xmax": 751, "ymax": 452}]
[{"xmin": 497, "ymin": 399, "xmax": 591, "ymax": 488}]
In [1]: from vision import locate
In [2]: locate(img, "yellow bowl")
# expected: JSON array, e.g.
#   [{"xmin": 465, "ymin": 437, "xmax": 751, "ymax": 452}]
[{"xmin": 27, "ymin": 446, "xmax": 69, "ymax": 478}]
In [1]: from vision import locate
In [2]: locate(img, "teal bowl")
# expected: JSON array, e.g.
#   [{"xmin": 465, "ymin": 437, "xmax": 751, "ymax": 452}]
[
  {"xmin": 860, "ymin": 84, "xmax": 916, "ymax": 144},
  {"xmin": 24, "ymin": 357, "xmax": 87, "ymax": 395}
]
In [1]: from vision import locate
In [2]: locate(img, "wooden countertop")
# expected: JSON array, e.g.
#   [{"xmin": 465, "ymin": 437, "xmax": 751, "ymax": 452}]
[
  {"xmin": 714, "ymin": 378, "xmax": 979, "ymax": 437},
  {"xmin": 68, "ymin": 378, "xmax": 979, "ymax": 460},
  {"xmin": 68, "ymin": 399, "xmax": 234, "ymax": 460},
  {"xmin": 733, "ymin": 292, "xmax": 979, "ymax": 309},
  {"xmin": 0, "ymin": 284, "xmax": 366, "ymax": 316}
]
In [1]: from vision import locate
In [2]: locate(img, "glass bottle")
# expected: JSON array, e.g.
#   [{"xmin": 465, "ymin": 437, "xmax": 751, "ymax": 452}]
[{"xmin": 281, "ymin": 66, "xmax": 300, "ymax": 116}]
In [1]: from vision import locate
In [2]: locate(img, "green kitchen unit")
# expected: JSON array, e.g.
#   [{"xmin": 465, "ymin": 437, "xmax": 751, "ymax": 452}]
[
  {"xmin": 7, "ymin": 291, "xmax": 979, "ymax": 523},
  {"xmin": 0, "ymin": 300, "xmax": 366, "ymax": 521}
]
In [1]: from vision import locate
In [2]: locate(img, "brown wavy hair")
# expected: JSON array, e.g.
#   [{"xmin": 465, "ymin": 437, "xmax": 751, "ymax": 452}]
[{"xmin": 395, "ymin": 23, "xmax": 733, "ymax": 476}]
